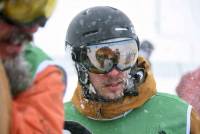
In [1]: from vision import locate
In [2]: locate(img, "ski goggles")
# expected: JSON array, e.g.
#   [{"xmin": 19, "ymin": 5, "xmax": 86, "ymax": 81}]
[
  {"xmin": 84, "ymin": 38, "xmax": 138, "ymax": 74},
  {"xmin": 0, "ymin": 0, "xmax": 56, "ymax": 27}
]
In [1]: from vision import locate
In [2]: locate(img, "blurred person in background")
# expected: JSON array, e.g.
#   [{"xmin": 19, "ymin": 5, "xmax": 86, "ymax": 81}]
[
  {"xmin": 176, "ymin": 66, "xmax": 200, "ymax": 116},
  {"xmin": 139, "ymin": 40, "xmax": 154, "ymax": 64},
  {"xmin": 64, "ymin": 6, "xmax": 200, "ymax": 134},
  {"xmin": 0, "ymin": 0, "xmax": 67, "ymax": 133}
]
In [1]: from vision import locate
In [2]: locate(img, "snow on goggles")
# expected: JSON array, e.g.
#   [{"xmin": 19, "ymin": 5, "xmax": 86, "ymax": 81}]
[
  {"xmin": 85, "ymin": 38, "xmax": 138, "ymax": 74},
  {"xmin": 0, "ymin": 0, "xmax": 56, "ymax": 26}
]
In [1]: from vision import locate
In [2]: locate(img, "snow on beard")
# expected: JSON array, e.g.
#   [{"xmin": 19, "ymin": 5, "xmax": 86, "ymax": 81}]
[{"xmin": 3, "ymin": 48, "xmax": 32, "ymax": 96}]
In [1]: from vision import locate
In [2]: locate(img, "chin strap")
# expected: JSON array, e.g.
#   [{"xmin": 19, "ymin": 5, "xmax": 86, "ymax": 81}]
[
  {"xmin": 124, "ymin": 66, "xmax": 147, "ymax": 96},
  {"xmin": 75, "ymin": 62, "xmax": 147, "ymax": 102},
  {"xmin": 75, "ymin": 63, "xmax": 118, "ymax": 102}
]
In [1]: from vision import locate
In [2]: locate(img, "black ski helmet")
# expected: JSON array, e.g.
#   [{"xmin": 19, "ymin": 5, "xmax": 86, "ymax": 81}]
[
  {"xmin": 65, "ymin": 6, "xmax": 143, "ymax": 102},
  {"xmin": 66, "ymin": 6, "xmax": 139, "ymax": 49}
]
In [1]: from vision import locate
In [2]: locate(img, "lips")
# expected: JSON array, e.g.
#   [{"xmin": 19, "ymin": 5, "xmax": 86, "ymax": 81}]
[
  {"xmin": 0, "ymin": 42, "xmax": 23, "ymax": 58},
  {"xmin": 0, "ymin": 33, "xmax": 30, "ymax": 58},
  {"xmin": 6, "ymin": 44, "xmax": 22, "ymax": 55},
  {"xmin": 105, "ymin": 81, "xmax": 123, "ymax": 92},
  {"xmin": 107, "ymin": 82, "xmax": 120, "ymax": 87}
]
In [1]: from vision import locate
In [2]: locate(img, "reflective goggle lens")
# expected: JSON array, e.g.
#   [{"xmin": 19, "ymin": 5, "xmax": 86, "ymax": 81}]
[{"xmin": 86, "ymin": 38, "xmax": 138, "ymax": 73}]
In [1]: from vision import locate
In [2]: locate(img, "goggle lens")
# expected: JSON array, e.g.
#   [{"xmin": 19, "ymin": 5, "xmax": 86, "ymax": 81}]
[{"xmin": 86, "ymin": 38, "xmax": 138, "ymax": 74}]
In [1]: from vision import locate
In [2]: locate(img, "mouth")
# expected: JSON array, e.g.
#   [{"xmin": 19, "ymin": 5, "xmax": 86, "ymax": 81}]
[
  {"xmin": 0, "ymin": 33, "xmax": 31, "ymax": 55},
  {"xmin": 0, "ymin": 29, "xmax": 33, "ymax": 43},
  {"xmin": 105, "ymin": 81, "xmax": 123, "ymax": 92},
  {"xmin": 0, "ymin": 41, "xmax": 23, "ymax": 58},
  {"xmin": 6, "ymin": 43, "xmax": 22, "ymax": 53}
]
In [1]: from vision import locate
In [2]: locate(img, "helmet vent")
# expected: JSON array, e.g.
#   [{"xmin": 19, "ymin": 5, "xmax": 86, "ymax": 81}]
[
  {"xmin": 109, "ymin": 7, "xmax": 118, "ymax": 11},
  {"xmin": 83, "ymin": 30, "xmax": 98, "ymax": 37},
  {"xmin": 115, "ymin": 27, "xmax": 128, "ymax": 31}
]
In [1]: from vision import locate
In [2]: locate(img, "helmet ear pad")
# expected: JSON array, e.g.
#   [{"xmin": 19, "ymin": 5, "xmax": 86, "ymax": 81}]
[
  {"xmin": 71, "ymin": 47, "xmax": 88, "ymax": 63},
  {"xmin": 71, "ymin": 47, "xmax": 81, "ymax": 62}
]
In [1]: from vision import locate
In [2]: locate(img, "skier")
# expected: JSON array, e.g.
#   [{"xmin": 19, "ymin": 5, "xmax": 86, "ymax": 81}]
[
  {"xmin": 0, "ymin": 0, "xmax": 67, "ymax": 133},
  {"xmin": 64, "ymin": 6, "xmax": 200, "ymax": 134},
  {"xmin": 139, "ymin": 40, "xmax": 154, "ymax": 64}
]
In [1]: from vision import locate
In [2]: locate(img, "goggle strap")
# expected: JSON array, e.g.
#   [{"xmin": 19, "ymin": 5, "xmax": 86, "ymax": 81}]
[{"xmin": 0, "ymin": 12, "xmax": 47, "ymax": 27}]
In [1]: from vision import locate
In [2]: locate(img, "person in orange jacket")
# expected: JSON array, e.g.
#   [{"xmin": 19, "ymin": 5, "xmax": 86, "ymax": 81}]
[{"xmin": 0, "ymin": 0, "xmax": 67, "ymax": 133}]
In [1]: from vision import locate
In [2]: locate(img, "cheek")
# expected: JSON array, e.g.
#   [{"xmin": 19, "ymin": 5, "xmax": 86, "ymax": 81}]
[
  {"xmin": 89, "ymin": 74, "xmax": 105, "ymax": 87},
  {"xmin": 122, "ymin": 70, "xmax": 129, "ymax": 77},
  {"xmin": 123, "ymin": 73, "xmax": 128, "ymax": 78},
  {"xmin": 0, "ymin": 30, "xmax": 10, "ymax": 40},
  {"xmin": 0, "ymin": 46, "xmax": 8, "ymax": 59},
  {"xmin": 90, "ymin": 75, "xmax": 103, "ymax": 85},
  {"xmin": 0, "ymin": 23, "xmax": 15, "ymax": 36}
]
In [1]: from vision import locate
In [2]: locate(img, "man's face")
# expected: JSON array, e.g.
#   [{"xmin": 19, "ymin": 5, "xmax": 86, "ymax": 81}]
[
  {"xmin": 0, "ymin": 19, "xmax": 39, "ymax": 95},
  {"xmin": 88, "ymin": 68, "xmax": 128, "ymax": 101},
  {"xmin": 0, "ymin": 19, "xmax": 38, "ymax": 59}
]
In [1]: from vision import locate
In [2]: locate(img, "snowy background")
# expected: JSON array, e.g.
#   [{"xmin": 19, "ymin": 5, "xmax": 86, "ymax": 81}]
[{"xmin": 34, "ymin": 0, "xmax": 200, "ymax": 102}]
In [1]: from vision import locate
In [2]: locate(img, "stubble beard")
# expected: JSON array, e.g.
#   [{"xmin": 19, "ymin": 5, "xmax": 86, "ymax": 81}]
[{"xmin": 3, "ymin": 51, "xmax": 32, "ymax": 96}]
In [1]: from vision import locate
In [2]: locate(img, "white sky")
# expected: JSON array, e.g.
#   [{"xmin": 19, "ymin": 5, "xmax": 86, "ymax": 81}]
[{"xmin": 34, "ymin": 0, "xmax": 200, "ymax": 102}]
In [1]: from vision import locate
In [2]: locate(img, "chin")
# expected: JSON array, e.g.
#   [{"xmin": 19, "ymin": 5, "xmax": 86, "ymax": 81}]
[{"xmin": 105, "ymin": 92, "xmax": 124, "ymax": 101}]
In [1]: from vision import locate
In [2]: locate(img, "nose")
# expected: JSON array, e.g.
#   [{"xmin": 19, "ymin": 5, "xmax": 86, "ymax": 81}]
[{"xmin": 106, "ymin": 68, "xmax": 121, "ymax": 77}]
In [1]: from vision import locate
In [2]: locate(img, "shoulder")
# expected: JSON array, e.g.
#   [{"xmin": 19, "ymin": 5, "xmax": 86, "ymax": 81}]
[
  {"xmin": 23, "ymin": 43, "xmax": 67, "ymax": 79},
  {"xmin": 154, "ymin": 92, "xmax": 187, "ymax": 102},
  {"xmin": 64, "ymin": 101, "xmax": 73, "ymax": 111},
  {"xmin": 23, "ymin": 43, "xmax": 51, "ymax": 61},
  {"xmin": 146, "ymin": 92, "xmax": 189, "ymax": 108},
  {"xmin": 23, "ymin": 43, "xmax": 67, "ymax": 87},
  {"xmin": 176, "ymin": 67, "xmax": 200, "ymax": 97}
]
